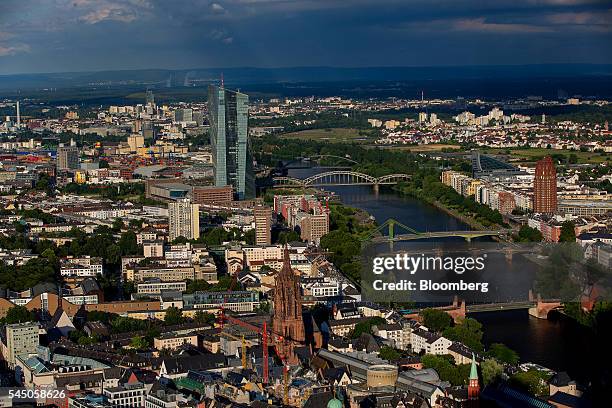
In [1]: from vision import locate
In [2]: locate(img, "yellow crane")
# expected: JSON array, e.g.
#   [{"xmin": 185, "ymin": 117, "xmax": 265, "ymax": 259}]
[
  {"xmin": 221, "ymin": 331, "xmax": 248, "ymax": 369},
  {"xmin": 241, "ymin": 335, "xmax": 247, "ymax": 369},
  {"xmin": 283, "ymin": 366, "xmax": 289, "ymax": 406}
]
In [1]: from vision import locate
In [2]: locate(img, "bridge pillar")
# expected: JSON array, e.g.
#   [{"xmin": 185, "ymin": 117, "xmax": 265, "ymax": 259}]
[
  {"xmin": 373, "ymin": 183, "xmax": 379, "ymax": 195},
  {"xmin": 529, "ymin": 299, "xmax": 562, "ymax": 319},
  {"xmin": 446, "ymin": 299, "xmax": 466, "ymax": 323}
]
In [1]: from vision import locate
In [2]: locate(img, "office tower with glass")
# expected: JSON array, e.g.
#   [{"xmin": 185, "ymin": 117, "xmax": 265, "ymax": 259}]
[{"xmin": 208, "ymin": 85, "xmax": 255, "ymax": 200}]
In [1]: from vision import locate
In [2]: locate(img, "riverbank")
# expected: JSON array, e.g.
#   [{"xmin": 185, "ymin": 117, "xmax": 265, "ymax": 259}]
[
  {"xmin": 428, "ymin": 199, "xmax": 489, "ymax": 231},
  {"xmin": 392, "ymin": 184, "xmax": 496, "ymax": 232}
]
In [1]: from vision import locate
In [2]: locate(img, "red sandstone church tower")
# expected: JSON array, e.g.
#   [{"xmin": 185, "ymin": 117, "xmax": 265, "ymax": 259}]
[
  {"xmin": 533, "ymin": 156, "xmax": 557, "ymax": 214},
  {"xmin": 273, "ymin": 246, "xmax": 305, "ymax": 363}
]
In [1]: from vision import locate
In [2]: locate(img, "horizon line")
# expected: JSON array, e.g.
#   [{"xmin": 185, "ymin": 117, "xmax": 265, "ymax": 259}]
[{"xmin": 2, "ymin": 63, "xmax": 612, "ymax": 78}]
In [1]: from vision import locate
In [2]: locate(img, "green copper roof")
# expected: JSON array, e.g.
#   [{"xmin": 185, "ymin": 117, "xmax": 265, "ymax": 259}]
[
  {"xmin": 470, "ymin": 352, "xmax": 478, "ymax": 380},
  {"xmin": 327, "ymin": 398, "xmax": 343, "ymax": 408}
]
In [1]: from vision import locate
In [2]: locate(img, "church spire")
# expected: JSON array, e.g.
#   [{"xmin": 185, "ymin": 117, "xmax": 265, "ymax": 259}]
[
  {"xmin": 468, "ymin": 352, "xmax": 480, "ymax": 402},
  {"xmin": 470, "ymin": 353, "xmax": 478, "ymax": 380}
]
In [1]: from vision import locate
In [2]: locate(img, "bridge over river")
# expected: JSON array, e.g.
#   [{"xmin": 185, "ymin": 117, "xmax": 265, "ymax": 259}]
[
  {"xmin": 401, "ymin": 293, "xmax": 562, "ymax": 322},
  {"xmin": 273, "ymin": 170, "xmax": 411, "ymax": 189}
]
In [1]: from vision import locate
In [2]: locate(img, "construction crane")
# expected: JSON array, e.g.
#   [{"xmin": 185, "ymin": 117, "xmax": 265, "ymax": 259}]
[
  {"xmin": 221, "ymin": 331, "xmax": 248, "ymax": 369},
  {"xmin": 225, "ymin": 315, "xmax": 293, "ymax": 389},
  {"xmin": 282, "ymin": 359, "xmax": 289, "ymax": 405},
  {"xmin": 242, "ymin": 335, "xmax": 247, "ymax": 369}
]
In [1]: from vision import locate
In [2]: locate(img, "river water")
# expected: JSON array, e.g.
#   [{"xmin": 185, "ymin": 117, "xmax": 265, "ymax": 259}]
[{"xmin": 287, "ymin": 167, "xmax": 598, "ymax": 386}]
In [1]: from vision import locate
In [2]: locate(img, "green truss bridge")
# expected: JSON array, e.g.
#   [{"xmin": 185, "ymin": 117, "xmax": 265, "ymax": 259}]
[{"xmin": 364, "ymin": 218, "xmax": 509, "ymax": 243}]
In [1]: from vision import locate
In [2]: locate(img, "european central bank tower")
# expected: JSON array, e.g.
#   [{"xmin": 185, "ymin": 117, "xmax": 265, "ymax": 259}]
[{"xmin": 208, "ymin": 84, "xmax": 255, "ymax": 200}]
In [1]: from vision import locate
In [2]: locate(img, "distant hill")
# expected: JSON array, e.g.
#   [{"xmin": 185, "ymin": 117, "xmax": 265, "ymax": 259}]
[{"xmin": 1, "ymin": 64, "xmax": 611, "ymax": 91}]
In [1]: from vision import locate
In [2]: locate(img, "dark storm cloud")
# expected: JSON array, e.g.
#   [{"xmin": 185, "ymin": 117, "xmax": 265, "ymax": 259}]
[{"xmin": 0, "ymin": 0, "xmax": 610, "ymax": 74}]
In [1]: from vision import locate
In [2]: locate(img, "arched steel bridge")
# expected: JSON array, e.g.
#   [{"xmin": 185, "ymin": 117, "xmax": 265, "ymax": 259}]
[
  {"xmin": 273, "ymin": 171, "xmax": 411, "ymax": 187},
  {"xmin": 365, "ymin": 218, "xmax": 510, "ymax": 243},
  {"xmin": 310, "ymin": 154, "xmax": 359, "ymax": 164}
]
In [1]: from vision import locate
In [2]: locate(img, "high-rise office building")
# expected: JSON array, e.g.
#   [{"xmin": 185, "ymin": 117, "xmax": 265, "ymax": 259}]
[
  {"xmin": 168, "ymin": 199, "xmax": 200, "ymax": 241},
  {"xmin": 174, "ymin": 108, "xmax": 193, "ymax": 122},
  {"xmin": 299, "ymin": 213, "xmax": 329, "ymax": 245},
  {"xmin": 145, "ymin": 89, "xmax": 155, "ymax": 107},
  {"xmin": 4, "ymin": 322, "xmax": 39, "ymax": 369},
  {"xmin": 142, "ymin": 120, "xmax": 155, "ymax": 139},
  {"xmin": 208, "ymin": 84, "xmax": 255, "ymax": 200},
  {"xmin": 254, "ymin": 206, "xmax": 272, "ymax": 246},
  {"xmin": 533, "ymin": 156, "xmax": 557, "ymax": 214},
  {"xmin": 57, "ymin": 146, "xmax": 79, "ymax": 170}
]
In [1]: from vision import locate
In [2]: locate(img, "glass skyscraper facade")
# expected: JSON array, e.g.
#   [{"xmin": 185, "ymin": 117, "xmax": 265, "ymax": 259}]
[{"xmin": 208, "ymin": 85, "xmax": 255, "ymax": 200}]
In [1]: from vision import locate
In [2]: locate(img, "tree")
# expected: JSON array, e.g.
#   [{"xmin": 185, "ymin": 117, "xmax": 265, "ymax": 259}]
[
  {"xmin": 421, "ymin": 354, "xmax": 471, "ymax": 386},
  {"xmin": 86, "ymin": 310, "xmax": 116, "ymax": 323},
  {"xmin": 0, "ymin": 258, "xmax": 56, "ymax": 291},
  {"xmin": 186, "ymin": 279, "xmax": 211, "ymax": 294},
  {"xmin": 164, "ymin": 306, "xmax": 184, "ymax": 325},
  {"xmin": 379, "ymin": 346, "xmax": 401, "ymax": 362},
  {"xmin": 35, "ymin": 173, "xmax": 53, "ymax": 194},
  {"xmin": 106, "ymin": 244, "xmax": 122, "ymax": 266},
  {"xmin": 243, "ymin": 229, "xmax": 255, "ymax": 245},
  {"xmin": 516, "ymin": 225, "xmax": 543, "ymax": 242},
  {"xmin": 118, "ymin": 230, "xmax": 140, "ymax": 255},
  {"xmin": 421, "ymin": 308, "xmax": 452, "ymax": 333},
  {"xmin": 276, "ymin": 230, "xmax": 301, "ymax": 244},
  {"xmin": 209, "ymin": 275, "xmax": 234, "ymax": 292},
  {"xmin": 443, "ymin": 318, "xmax": 484, "ymax": 352},
  {"xmin": 487, "ymin": 343, "xmax": 519, "ymax": 365},
  {"xmin": 255, "ymin": 301, "xmax": 271, "ymax": 313},
  {"xmin": 122, "ymin": 281, "xmax": 136, "ymax": 298},
  {"xmin": 559, "ymin": 221, "xmax": 576, "ymax": 242},
  {"xmin": 510, "ymin": 370, "xmax": 551, "ymax": 397},
  {"xmin": 112, "ymin": 219, "xmax": 124, "ymax": 232},
  {"xmin": 194, "ymin": 310, "xmax": 216, "ymax": 325},
  {"xmin": 172, "ymin": 236, "xmax": 190, "ymax": 245},
  {"xmin": 481, "ymin": 359, "xmax": 504, "ymax": 386},
  {"xmin": 4, "ymin": 306, "xmax": 36, "ymax": 324},
  {"xmin": 351, "ymin": 317, "xmax": 386, "ymax": 339},
  {"xmin": 129, "ymin": 219, "xmax": 143, "ymax": 229},
  {"xmin": 110, "ymin": 316, "xmax": 150, "ymax": 333},
  {"xmin": 130, "ymin": 336, "xmax": 149, "ymax": 350},
  {"xmin": 69, "ymin": 330, "xmax": 99, "ymax": 345}
]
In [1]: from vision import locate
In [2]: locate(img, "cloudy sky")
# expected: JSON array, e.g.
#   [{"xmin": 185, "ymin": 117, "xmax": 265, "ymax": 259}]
[{"xmin": 0, "ymin": 0, "xmax": 610, "ymax": 74}]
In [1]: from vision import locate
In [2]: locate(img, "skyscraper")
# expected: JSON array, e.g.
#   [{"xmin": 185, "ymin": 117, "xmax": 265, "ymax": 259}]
[
  {"xmin": 208, "ymin": 84, "xmax": 255, "ymax": 200},
  {"xmin": 533, "ymin": 156, "xmax": 557, "ymax": 214},
  {"xmin": 57, "ymin": 146, "xmax": 79, "ymax": 170},
  {"xmin": 145, "ymin": 89, "xmax": 155, "ymax": 107},
  {"xmin": 168, "ymin": 198, "xmax": 200, "ymax": 241},
  {"xmin": 253, "ymin": 206, "xmax": 272, "ymax": 246}
]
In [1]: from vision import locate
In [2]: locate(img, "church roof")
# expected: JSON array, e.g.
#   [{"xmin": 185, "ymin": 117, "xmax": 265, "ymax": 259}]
[{"xmin": 469, "ymin": 353, "xmax": 478, "ymax": 380}]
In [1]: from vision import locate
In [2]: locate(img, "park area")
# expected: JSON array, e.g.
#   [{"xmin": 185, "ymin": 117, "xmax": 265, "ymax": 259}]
[
  {"xmin": 478, "ymin": 147, "xmax": 609, "ymax": 165},
  {"xmin": 281, "ymin": 128, "xmax": 370, "ymax": 142}
]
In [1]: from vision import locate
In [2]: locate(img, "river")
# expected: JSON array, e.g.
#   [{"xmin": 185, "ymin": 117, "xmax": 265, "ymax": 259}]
[{"xmin": 287, "ymin": 167, "xmax": 599, "ymax": 387}]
